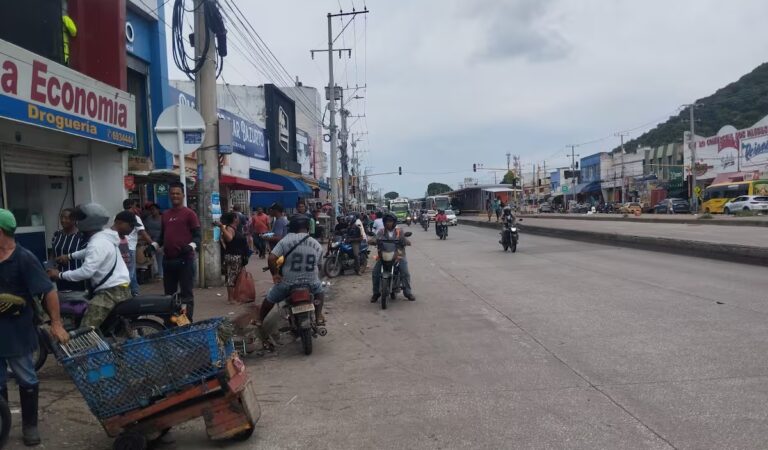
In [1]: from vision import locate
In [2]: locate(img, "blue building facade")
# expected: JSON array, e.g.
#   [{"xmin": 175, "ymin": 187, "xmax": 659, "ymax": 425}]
[{"xmin": 125, "ymin": 1, "xmax": 172, "ymax": 170}]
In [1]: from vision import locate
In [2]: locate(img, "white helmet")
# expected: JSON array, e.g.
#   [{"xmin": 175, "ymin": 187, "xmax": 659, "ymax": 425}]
[{"xmin": 74, "ymin": 203, "xmax": 110, "ymax": 232}]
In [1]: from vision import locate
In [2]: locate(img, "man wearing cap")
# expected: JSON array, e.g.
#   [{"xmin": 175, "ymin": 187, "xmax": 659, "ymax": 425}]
[
  {"xmin": 0, "ymin": 209, "xmax": 69, "ymax": 446},
  {"xmin": 49, "ymin": 204, "xmax": 131, "ymax": 329}
]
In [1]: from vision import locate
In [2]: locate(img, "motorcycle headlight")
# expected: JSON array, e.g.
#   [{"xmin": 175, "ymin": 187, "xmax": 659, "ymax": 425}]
[
  {"xmin": 510, "ymin": 227, "xmax": 517, "ymax": 232},
  {"xmin": 331, "ymin": 242, "xmax": 339, "ymax": 248},
  {"xmin": 381, "ymin": 251, "xmax": 396, "ymax": 262}
]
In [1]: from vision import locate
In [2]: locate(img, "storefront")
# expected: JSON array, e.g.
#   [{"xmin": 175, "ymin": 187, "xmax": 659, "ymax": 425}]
[{"xmin": 0, "ymin": 39, "xmax": 136, "ymax": 260}]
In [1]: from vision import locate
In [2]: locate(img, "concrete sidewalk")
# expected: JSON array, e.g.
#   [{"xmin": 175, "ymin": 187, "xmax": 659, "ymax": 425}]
[
  {"xmin": 459, "ymin": 215, "xmax": 768, "ymax": 266},
  {"xmin": 517, "ymin": 212, "xmax": 768, "ymax": 227}
]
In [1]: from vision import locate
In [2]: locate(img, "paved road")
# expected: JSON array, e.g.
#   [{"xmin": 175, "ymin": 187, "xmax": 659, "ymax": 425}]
[
  {"xmin": 463, "ymin": 215, "xmax": 768, "ymax": 248},
  {"xmin": 10, "ymin": 226, "xmax": 768, "ymax": 449}
]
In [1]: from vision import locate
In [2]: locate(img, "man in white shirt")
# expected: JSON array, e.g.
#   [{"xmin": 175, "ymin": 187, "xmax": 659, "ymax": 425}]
[
  {"xmin": 123, "ymin": 199, "xmax": 155, "ymax": 296},
  {"xmin": 48, "ymin": 204, "xmax": 131, "ymax": 329},
  {"xmin": 372, "ymin": 211, "xmax": 385, "ymax": 234}
]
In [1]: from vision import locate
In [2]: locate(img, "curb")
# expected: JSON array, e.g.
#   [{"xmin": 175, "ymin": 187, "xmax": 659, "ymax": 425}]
[
  {"xmin": 513, "ymin": 214, "xmax": 768, "ymax": 227},
  {"xmin": 458, "ymin": 219, "xmax": 768, "ymax": 267}
]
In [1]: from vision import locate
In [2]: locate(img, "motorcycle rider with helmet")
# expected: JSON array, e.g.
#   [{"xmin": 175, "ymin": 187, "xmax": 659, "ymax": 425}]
[
  {"xmin": 499, "ymin": 206, "xmax": 516, "ymax": 244},
  {"xmin": 370, "ymin": 213, "xmax": 415, "ymax": 303},
  {"xmin": 48, "ymin": 203, "xmax": 131, "ymax": 329},
  {"xmin": 256, "ymin": 214, "xmax": 326, "ymax": 329}
]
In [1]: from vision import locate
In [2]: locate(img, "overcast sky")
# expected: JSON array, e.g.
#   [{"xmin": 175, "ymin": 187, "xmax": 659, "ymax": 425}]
[{"xmin": 166, "ymin": 0, "xmax": 768, "ymax": 198}]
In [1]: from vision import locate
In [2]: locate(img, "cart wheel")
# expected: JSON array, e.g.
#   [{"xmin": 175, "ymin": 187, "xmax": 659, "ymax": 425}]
[{"xmin": 113, "ymin": 432, "xmax": 147, "ymax": 450}]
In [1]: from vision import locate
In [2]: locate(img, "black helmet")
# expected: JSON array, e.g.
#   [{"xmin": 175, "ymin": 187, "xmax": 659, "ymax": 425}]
[
  {"xmin": 383, "ymin": 213, "xmax": 397, "ymax": 224},
  {"xmin": 288, "ymin": 214, "xmax": 311, "ymax": 233},
  {"xmin": 346, "ymin": 214, "xmax": 358, "ymax": 224}
]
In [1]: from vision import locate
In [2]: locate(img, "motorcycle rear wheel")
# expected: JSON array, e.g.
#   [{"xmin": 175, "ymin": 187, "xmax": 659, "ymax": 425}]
[
  {"xmin": 323, "ymin": 257, "xmax": 342, "ymax": 278},
  {"xmin": 299, "ymin": 328, "xmax": 313, "ymax": 355},
  {"xmin": 125, "ymin": 319, "xmax": 166, "ymax": 339}
]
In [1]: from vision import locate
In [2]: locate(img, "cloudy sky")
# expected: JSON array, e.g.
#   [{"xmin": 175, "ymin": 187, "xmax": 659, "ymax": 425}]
[{"xmin": 166, "ymin": 0, "xmax": 768, "ymax": 198}]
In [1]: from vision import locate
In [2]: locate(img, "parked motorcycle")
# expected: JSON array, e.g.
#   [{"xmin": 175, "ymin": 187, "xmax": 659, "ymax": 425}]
[
  {"xmin": 436, "ymin": 221, "xmax": 448, "ymax": 240},
  {"xmin": 278, "ymin": 285, "xmax": 327, "ymax": 355},
  {"xmin": 324, "ymin": 236, "xmax": 369, "ymax": 278},
  {"xmin": 500, "ymin": 220, "xmax": 520, "ymax": 252},
  {"xmin": 25, "ymin": 291, "xmax": 188, "ymax": 374},
  {"xmin": 376, "ymin": 232, "xmax": 413, "ymax": 310}
]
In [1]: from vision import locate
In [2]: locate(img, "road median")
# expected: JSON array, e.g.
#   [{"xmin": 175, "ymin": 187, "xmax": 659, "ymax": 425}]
[{"xmin": 458, "ymin": 217, "xmax": 768, "ymax": 267}]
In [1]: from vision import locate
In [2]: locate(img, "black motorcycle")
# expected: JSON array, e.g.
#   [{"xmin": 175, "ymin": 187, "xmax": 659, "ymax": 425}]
[
  {"xmin": 26, "ymin": 291, "xmax": 188, "ymax": 373},
  {"xmin": 421, "ymin": 215, "xmax": 430, "ymax": 231},
  {"xmin": 376, "ymin": 232, "xmax": 412, "ymax": 310},
  {"xmin": 500, "ymin": 219, "xmax": 520, "ymax": 252},
  {"xmin": 278, "ymin": 285, "xmax": 327, "ymax": 355},
  {"xmin": 436, "ymin": 222, "xmax": 448, "ymax": 240}
]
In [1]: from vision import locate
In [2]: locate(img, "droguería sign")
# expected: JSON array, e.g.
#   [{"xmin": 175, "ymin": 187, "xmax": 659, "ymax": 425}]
[{"xmin": 0, "ymin": 39, "xmax": 136, "ymax": 147}]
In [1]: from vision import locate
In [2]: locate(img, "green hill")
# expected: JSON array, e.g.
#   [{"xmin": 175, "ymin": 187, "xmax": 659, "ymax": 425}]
[{"xmin": 616, "ymin": 62, "xmax": 768, "ymax": 152}]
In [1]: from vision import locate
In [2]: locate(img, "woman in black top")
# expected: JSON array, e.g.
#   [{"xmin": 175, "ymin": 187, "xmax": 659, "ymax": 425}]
[
  {"xmin": 219, "ymin": 212, "xmax": 249, "ymax": 304},
  {"xmin": 51, "ymin": 208, "xmax": 87, "ymax": 291}
]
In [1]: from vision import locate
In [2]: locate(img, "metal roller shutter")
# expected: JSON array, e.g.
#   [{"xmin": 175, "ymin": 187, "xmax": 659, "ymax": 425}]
[{"xmin": 1, "ymin": 148, "xmax": 73, "ymax": 177}]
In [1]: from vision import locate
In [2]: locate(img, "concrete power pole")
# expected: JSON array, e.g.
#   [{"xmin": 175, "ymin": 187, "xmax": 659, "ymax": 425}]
[
  {"xmin": 312, "ymin": 8, "xmax": 369, "ymax": 223},
  {"xmin": 194, "ymin": 0, "xmax": 221, "ymax": 287},
  {"xmin": 618, "ymin": 133, "xmax": 628, "ymax": 204},
  {"xmin": 567, "ymin": 145, "xmax": 579, "ymax": 212},
  {"xmin": 339, "ymin": 91, "xmax": 349, "ymax": 209}
]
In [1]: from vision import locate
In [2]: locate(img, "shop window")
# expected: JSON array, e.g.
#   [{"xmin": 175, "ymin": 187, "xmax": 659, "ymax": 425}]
[{"xmin": 0, "ymin": 0, "xmax": 64, "ymax": 64}]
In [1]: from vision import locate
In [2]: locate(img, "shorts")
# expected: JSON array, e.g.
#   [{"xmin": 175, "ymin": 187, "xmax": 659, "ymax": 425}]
[
  {"xmin": 266, "ymin": 281, "xmax": 324, "ymax": 304},
  {"xmin": 224, "ymin": 254, "xmax": 244, "ymax": 287}
]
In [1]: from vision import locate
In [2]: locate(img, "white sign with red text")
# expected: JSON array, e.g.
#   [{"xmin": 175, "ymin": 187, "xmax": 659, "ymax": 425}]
[{"xmin": 0, "ymin": 39, "xmax": 136, "ymax": 147}]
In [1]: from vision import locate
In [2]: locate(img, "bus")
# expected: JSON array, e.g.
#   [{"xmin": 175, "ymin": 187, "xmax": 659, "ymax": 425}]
[
  {"xmin": 389, "ymin": 198, "xmax": 411, "ymax": 223},
  {"xmin": 701, "ymin": 180, "xmax": 768, "ymax": 213},
  {"xmin": 426, "ymin": 195, "xmax": 451, "ymax": 212}
]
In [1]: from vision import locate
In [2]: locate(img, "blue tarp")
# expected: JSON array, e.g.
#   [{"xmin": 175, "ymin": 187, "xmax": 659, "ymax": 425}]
[
  {"xmin": 249, "ymin": 169, "xmax": 312, "ymax": 209},
  {"xmin": 574, "ymin": 181, "xmax": 602, "ymax": 193}
]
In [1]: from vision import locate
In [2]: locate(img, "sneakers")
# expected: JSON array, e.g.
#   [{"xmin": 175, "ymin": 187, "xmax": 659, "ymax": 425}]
[
  {"xmin": 405, "ymin": 294, "xmax": 416, "ymax": 301},
  {"xmin": 370, "ymin": 293, "xmax": 380, "ymax": 303},
  {"xmin": 316, "ymin": 311, "xmax": 327, "ymax": 326}
]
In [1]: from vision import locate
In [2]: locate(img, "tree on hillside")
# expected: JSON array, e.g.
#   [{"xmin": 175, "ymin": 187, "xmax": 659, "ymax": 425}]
[
  {"xmin": 427, "ymin": 182, "xmax": 452, "ymax": 196},
  {"xmin": 502, "ymin": 171, "xmax": 518, "ymax": 186},
  {"xmin": 384, "ymin": 191, "xmax": 400, "ymax": 200}
]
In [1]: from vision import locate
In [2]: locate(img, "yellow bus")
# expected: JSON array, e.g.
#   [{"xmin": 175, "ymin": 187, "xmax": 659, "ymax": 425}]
[{"xmin": 701, "ymin": 180, "xmax": 768, "ymax": 213}]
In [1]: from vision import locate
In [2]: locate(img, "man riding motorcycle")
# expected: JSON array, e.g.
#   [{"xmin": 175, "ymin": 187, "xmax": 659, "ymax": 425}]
[
  {"xmin": 346, "ymin": 214, "xmax": 366, "ymax": 275},
  {"xmin": 434, "ymin": 209, "xmax": 448, "ymax": 237},
  {"xmin": 256, "ymin": 215, "xmax": 326, "ymax": 329},
  {"xmin": 370, "ymin": 213, "xmax": 415, "ymax": 302},
  {"xmin": 499, "ymin": 206, "xmax": 516, "ymax": 244},
  {"xmin": 48, "ymin": 203, "xmax": 131, "ymax": 329}
]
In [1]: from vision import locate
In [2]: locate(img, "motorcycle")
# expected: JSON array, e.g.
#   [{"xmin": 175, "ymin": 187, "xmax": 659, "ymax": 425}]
[
  {"xmin": 421, "ymin": 215, "xmax": 430, "ymax": 231},
  {"xmin": 278, "ymin": 285, "xmax": 327, "ymax": 355},
  {"xmin": 323, "ymin": 236, "xmax": 369, "ymax": 278},
  {"xmin": 436, "ymin": 221, "xmax": 448, "ymax": 240},
  {"xmin": 406, "ymin": 215, "xmax": 413, "ymax": 226},
  {"xmin": 24, "ymin": 291, "xmax": 188, "ymax": 374},
  {"xmin": 376, "ymin": 232, "xmax": 413, "ymax": 310},
  {"xmin": 500, "ymin": 219, "xmax": 521, "ymax": 252}
]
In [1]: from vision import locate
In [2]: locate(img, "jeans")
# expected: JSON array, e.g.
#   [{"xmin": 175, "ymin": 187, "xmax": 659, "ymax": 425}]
[
  {"xmin": 351, "ymin": 240, "xmax": 361, "ymax": 272},
  {"xmin": 128, "ymin": 249, "xmax": 139, "ymax": 296},
  {"xmin": 153, "ymin": 249, "xmax": 164, "ymax": 278},
  {"xmin": 163, "ymin": 257, "xmax": 195, "ymax": 320},
  {"xmin": 372, "ymin": 258, "xmax": 412, "ymax": 296},
  {"xmin": 253, "ymin": 234, "xmax": 266, "ymax": 257},
  {"xmin": 266, "ymin": 280, "xmax": 324, "ymax": 304},
  {"xmin": 0, "ymin": 353, "xmax": 38, "ymax": 388}
]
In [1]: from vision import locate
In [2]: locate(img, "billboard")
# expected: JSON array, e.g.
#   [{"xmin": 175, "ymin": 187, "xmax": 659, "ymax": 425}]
[
  {"xmin": 0, "ymin": 39, "xmax": 135, "ymax": 147},
  {"xmin": 685, "ymin": 117, "xmax": 768, "ymax": 179},
  {"xmin": 168, "ymin": 86, "xmax": 267, "ymax": 161},
  {"xmin": 264, "ymin": 84, "xmax": 299, "ymax": 173}
]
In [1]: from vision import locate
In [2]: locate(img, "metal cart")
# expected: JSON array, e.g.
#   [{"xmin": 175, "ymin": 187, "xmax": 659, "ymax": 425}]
[{"xmin": 52, "ymin": 319, "xmax": 259, "ymax": 450}]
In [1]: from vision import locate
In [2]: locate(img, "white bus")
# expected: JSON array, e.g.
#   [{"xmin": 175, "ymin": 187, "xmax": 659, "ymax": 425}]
[{"xmin": 426, "ymin": 195, "xmax": 450, "ymax": 212}]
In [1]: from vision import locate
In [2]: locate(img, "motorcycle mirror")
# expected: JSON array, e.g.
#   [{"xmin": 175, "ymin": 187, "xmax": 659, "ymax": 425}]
[{"xmin": 404, "ymin": 232, "xmax": 413, "ymax": 237}]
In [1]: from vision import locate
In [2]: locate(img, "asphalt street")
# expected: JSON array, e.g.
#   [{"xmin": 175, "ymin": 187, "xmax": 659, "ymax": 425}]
[{"xmin": 9, "ymin": 224, "xmax": 768, "ymax": 449}]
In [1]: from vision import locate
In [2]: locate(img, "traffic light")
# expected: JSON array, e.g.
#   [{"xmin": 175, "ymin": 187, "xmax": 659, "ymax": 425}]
[
  {"xmin": 398, "ymin": 166, "xmax": 402, "ymax": 175},
  {"xmin": 473, "ymin": 163, "xmax": 477, "ymax": 172}
]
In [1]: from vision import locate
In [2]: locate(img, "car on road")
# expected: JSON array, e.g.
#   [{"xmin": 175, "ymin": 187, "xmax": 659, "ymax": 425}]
[
  {"xmin": 619, "ymin": 202, "xmax": 643, "ymax": 215},
  {"xmin": 426, "ymin": 209, "xmax": 437, "ymax": 221},
  {"xmin": 538, "ymin": 202, "xmax": 553, "ymax": 213},
  {"xmin": 653, "ymin": 198, "xmax": 691, "ymax": 214},
  {"xmin": 444, "ymin": 209, "xmax": 458, "ymax": 225},
  {"xmin": 569, "ymin": 203, "xmax": 590, "ymax": 214},
  {"xmin": 723, "ymin": 195, "xmax": 768, "ymax": 214}
]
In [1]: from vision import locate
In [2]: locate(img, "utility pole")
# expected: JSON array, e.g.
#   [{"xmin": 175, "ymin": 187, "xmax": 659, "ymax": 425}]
[
  {"xmin": 311, "ymin": 8, "xmax": 369, "ymax": 222},
  {"xmin": 506, "ymin": 152, "xmax": 511, "ymax": 171},
  {"xmin": 567, "ymin": 145, "xmax": 579, "ymax": 212},
  {"xmin": 194, "ymin": 0, "xmax": 221, "ymax": 287},
  {"xmin": 616, "ymin": 132, "xmax": 628, "ymax": 204},
  {"xmin": 339, "ymin": 90, "xmax": 349, "ymax": 209},
  {"xmin": 687, "ymin": 104, "xmax": 698, "ymax": 213}
]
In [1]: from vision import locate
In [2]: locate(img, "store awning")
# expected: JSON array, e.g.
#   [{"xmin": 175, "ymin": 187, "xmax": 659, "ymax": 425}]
[
  {"xmin": 272, "ymin": 168, "xmax": 320, "ymax": 191},
  {"xmin": 220, "ymin": 175, "xmax": 282, "ymax": 191},
  {"xmin": 249, "ymin": 169, "xmax": 313, "ymax": 209},
  {"xmin": 318, "ymin": 180, "xmax": 331, "ymax": 191},
  {"xmin": 128, "ymin": 169, "xmax": 195, "ymax": 184}
]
